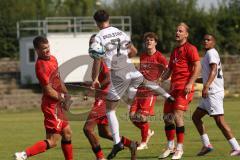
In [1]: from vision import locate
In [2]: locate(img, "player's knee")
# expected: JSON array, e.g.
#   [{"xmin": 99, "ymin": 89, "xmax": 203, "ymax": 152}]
[
  {"xmin": 163, "ymin": 113, "xmax": 174, "ymax": 124},
  {"xmin": 83, "ymin": 125, "xmax": 93, "ymax": 135},
  {"xmin": 214, "ymin": 116, "xmax": 223, "ymax": 127},
  {"xmin": 47, "ymin": 139, "xmax": 58, "ymax": 148},
  {"xmin": 130, "ymin": 112, "xmax": 147, "ymax": 122},
  {"xmin": 62, "ymin": 127, "xmax": 72, "ymax": 140},
  {"xmin": 192, "ymin": 113, "xmax": 199, "ymax": 124},
  {"xmin": 98, "ymin": 130, "xmax": 111, "ymax": 139}
]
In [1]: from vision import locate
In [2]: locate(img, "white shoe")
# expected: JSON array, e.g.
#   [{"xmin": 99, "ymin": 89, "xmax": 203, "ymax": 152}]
[
  {"xmin": 230, "ymin": 150, "xmax": 240, "ymax": 156},
  {"xmin": 137, "ymin": 142, "xmax": 148, "ymax": 150},
  {"xmin": 171, "ymin": 150, "xmax": 183, "ymax": 160},
  {"xmin": 158, "ymin": 148, "xmax": 175, "ymax": 159},
  {"xmin": 146, "ymin": 129, "xmax": 154, "ymax": 144},
  {"xmin": 14, "ymin": 152, "xmax": 27, "ymax": 160}
]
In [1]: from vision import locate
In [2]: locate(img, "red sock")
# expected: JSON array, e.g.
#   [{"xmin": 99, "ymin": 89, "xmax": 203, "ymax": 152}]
[
  {"xmin": 92, "ymin": 145, "xmax": 104, "ymax": 159},
  {"xmin": 165, "ymin": 125, "xmax": 175, "ymax": 141},
  {"xmin": 96, "ymin": 150, "xmax": 104, "ymax": 159},
  {"xmin": 121, "ymin": 136, "xmax": 131, "ymax": 147},
  {"xmin": 25, "ymin": 140, "xmax": 49, "ymax": 157},
  {"xmin": 61, "ymin": 140, "xmax": 73, "ymax": 160},
  {"xmin": 176, "ymin": 126, "xmax": 184, "ymax": 143},
  {"xmin": 141, "ymin": 122, "xmax": 149, "ymax": 142},
  {"xmin": 133, "ymin": 121, "xmax": 149, "ymax": 142}
]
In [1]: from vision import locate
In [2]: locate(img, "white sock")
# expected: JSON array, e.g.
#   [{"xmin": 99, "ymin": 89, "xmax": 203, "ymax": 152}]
[
  {"xmin": 176, "ymin": 143, "xmax": 183, "ymax": 151},
  {"xmin": 228, "ymin": 138, "xmax": 240, "ymax": 150},
  {"xmin": 167, "ymin": 140, "xmax": 175, "ymax": 149},
  {"xmin": 201, "ymin": 134, "xmax": 211, "ymax": 147},
  {"xmin": 106, "ymin": 110, "xmax": 121, "ymax": 144}
]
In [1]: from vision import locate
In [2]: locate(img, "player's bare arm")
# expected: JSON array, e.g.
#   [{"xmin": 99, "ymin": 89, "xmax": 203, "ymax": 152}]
[
  {"xmin": 161, "ymin": 68, "xmax": 172, "ymax": 81},
  {"xmin": 202, "ymin": 63, "xmax": 217, "ymax": 98},
  {"xmin": 99, "ymin": 70, "xmax": 110, "ymax": 88},
  {"xmin": 91, "ymin": 58, "xmax": 101, "ymax": 88},
  {"xmin": 42, "ymin": 84, "xmax": 64, "ymax": 102},
  {"xmin": 128, "ymin": 43, "xmax": 138, "ymax": 58},
  {"xmin": 185, "ymin": 61, "xmax": 201, "ymax": 94},
  {"xmin": 60, "ymin": 80, "xmax": 68, "ymax": 94}
]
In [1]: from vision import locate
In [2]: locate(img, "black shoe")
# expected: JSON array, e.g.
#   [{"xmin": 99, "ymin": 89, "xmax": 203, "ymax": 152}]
[
  {"xmin": 167, "ymin": 96, "xmax": 175, "ymax": 103},
  {"xmin": 107, "ymin": 142, "xmax": 124, "ymax": 159}
]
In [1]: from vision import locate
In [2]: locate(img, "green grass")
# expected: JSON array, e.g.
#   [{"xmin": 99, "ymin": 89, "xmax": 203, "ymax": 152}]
[{"xmin": 1, "ymin": 97, "xmax": 240, "ymax": 160}]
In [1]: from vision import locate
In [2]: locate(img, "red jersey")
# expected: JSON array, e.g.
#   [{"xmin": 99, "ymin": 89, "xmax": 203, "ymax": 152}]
[
  {"xmin": 35, "ymin": 55, "xmax": 62, "ymax": 103},
  {"xmin": 137, "ymin": 51, "xmax": 168, "ymax": 96},
  {"xmin": 140, "ymin": 51, "xmax": 168, "ymax": 81},
  {"xmin": 169, "ymin": 42, "xmax": 200, "ymax": 90}
]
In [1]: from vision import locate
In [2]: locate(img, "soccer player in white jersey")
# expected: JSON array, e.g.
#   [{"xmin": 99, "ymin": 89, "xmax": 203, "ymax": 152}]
[
  {"xmin": 192, "ymin": 34, "xmax": 240, "ymax": 156},
  {"xmin": 90, "ymin": 10, "xmax": 174, "ymax": 160}
]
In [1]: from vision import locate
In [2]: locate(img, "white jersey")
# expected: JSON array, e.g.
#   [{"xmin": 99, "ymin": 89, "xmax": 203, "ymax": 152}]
[
  {"xmin": 201, "ymin": 48, "xmax": 224, "ymax": 94},
  {"xmin": 95, "ymin": 26, "xmax": 133, "ymax": 70}
]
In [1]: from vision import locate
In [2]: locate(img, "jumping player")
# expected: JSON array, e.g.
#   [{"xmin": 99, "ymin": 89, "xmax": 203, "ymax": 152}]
[
  {"xmin": 14, "ymin": 36, "xmax": 73, "ymax": 160},
  {"xmin": 84, "ymin": 34, "xmax": 136, "ymax": 160}
]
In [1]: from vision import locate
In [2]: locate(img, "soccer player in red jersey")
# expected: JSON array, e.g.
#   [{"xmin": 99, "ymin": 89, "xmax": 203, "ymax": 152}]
[
  {"xmin": 159, "ymin": 23, "xmax": 201, "ymax": 160},
  {"xmin": 14, "ymin": 36, "xmax": 73, "ymax": 160},
  {"xmin": 129, "ymin": 32, "xmax": 168, "ymax": 150},
  {"xmin": 84, "ymin": 34, "xmax": 139, "ymax": 160}
]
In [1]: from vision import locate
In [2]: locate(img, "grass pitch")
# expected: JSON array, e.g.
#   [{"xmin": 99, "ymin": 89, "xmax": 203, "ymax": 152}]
[{"xmin": 0, "ymin": 97, "xmax": 240, "ymax": 160}]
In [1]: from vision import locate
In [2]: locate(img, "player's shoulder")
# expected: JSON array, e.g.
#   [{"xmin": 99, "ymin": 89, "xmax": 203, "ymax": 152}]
[
  {"xmin": 155, "ymin": 50, "xmax": 164, "ymax": 56},
  {"xmin": 185, "ymin": 42, "xmax": 197, "ymax": 50},
  {"xmin": 206, "ymin": 48, "xmax": 219, "ymax": 57}
]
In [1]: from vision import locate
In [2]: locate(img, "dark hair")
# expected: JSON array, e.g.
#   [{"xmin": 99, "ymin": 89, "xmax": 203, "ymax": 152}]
[
  {"xmin": 143, "ymin": 32, "xmax": 159, "ymax": 42},
  {"xmin": 204, "ymin": 33, "xmax": 216, "ymax": 41},
  {"xmin": 93, "ymin": 10, "xmax": 109, "ymax": 23},
  {"xmin": 33, "ymin": 36, "xmax": 48, "ymax": 49}
]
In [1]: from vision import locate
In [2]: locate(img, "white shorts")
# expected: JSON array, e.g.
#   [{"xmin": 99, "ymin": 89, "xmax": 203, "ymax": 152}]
[
  {"xmin": 107, "ymin": 64, "xmax": 144, "ymax": 101},
  {"xmin": 198, "ymin": 91, "xmax": 224, "ymax": 116}
]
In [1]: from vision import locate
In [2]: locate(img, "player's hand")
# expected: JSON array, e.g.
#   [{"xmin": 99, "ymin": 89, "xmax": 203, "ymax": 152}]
[
  {"xmin": 91, "ymin": 80, "xmax": 101, "ymax": 90},
  {"xmin": 185, "ymin": 83, "xmax": 192, "ymax": 94},
  {"xmin": 202, "ymin": 85, "xmax": 209, "ymax": 98},
  {"xmin": 61, "ymin": 94, "xmax": 73, "ymax": 111},
  {"xmin": 157, "ymin": 78, "xmax": 164, "ymax": 86}
]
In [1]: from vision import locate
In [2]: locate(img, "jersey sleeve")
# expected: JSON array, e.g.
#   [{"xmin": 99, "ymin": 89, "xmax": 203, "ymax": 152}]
[
  {"xmin": 187, "ymin": 45, "xmax": 200, "ymax": 62},
  {"xmin": 207, "ymin": 50, "xmax": 219, "ymax": 65},
  {"xmin": 157, "ymin": 53, "xmax": 168, "ymax": 67},
  {"xmin": 36, "ymin": 62, "xmax": 50, "ymax": 86}
]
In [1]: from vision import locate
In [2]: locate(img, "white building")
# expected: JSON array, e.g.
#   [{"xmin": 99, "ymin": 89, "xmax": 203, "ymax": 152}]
[{"xmin": 17, "ymin": 16, "xmax": 131, "ymax": 84}]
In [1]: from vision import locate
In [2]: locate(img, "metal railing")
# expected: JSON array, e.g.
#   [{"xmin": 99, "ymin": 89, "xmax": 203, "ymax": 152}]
[{"xmin": 17, "ymin": 16, "xmax": 132, "ymax": 38}]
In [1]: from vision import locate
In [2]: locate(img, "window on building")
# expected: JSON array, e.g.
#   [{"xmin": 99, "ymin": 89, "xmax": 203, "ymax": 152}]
[{"xmin": 28, "ymin": 48, "xmax": 36, "ymax": 63}]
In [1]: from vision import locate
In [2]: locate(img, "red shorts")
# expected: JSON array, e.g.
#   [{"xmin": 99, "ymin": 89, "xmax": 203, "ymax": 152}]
[
  {"xmin": 87, "ymin": 98, "xmax": 108, "ymax": 125},
  {"xmin": 164, "ymin": 90, "xmax": 194, "ymax": 113},
  {"xmin": 130, "ymin": 95, "xmax": 157, "ymax": 116},
  {"xmin": 41, "ymin": 101, "xmax": 69, "ymax": 134}
]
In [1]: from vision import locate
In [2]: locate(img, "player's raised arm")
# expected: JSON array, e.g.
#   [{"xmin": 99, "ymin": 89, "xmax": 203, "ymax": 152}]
[
  {"xmin": 91, "ymin": 58, "xmax": 101, "ymax": 88},
  {"xmin": 128, "ymin": 43, "xmax": 138, "ymax": 58}
]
